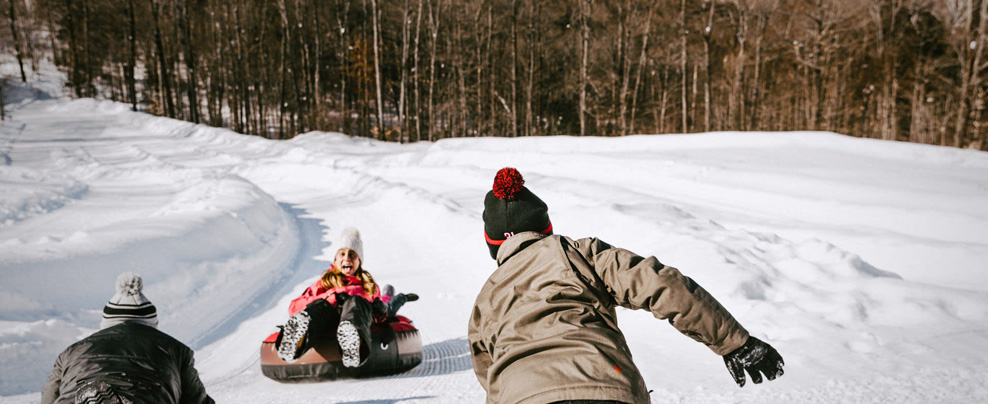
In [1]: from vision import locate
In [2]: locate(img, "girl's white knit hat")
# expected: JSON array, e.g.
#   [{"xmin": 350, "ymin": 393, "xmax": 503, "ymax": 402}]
[
  {"xmin": 100, "ymin": 272, "xmax": 158, "ymax": 329},
  {"xmin": 336, "ymin": 227, "xmax": 364, "ymax": 260}
]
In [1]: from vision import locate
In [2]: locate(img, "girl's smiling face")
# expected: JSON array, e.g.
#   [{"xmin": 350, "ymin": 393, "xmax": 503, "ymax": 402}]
[{"xmin": 334, "ymin": 248, "xmax": 361, "ymax": 276}]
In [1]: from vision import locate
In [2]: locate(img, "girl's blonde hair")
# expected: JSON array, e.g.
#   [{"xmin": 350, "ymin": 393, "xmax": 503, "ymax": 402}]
[{"xmin": 320, "ymin": 264, "xmax": 378, "ymax": 297}]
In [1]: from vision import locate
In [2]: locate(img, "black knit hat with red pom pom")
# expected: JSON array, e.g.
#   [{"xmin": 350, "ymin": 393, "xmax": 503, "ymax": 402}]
[{"xmin": 483, "ymin": 167, "xmax": 553, "ymax": 260}]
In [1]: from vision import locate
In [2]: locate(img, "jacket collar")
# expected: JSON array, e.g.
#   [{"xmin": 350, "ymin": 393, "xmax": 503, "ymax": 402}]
[{"xmin": 496, "ymin": 231, "xmax": 549, "ymax": 265}]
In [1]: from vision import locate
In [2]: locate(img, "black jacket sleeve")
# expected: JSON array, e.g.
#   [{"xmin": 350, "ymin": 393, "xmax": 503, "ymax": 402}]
[{"xmin": 178, "ymin": 347, "xmax": 214, "ymax": 404}]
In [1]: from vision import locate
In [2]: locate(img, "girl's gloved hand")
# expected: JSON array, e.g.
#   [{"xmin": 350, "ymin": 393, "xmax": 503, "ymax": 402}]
[{"xmin": 723, "ymin": 336, "xmax": 785, "ymax": 387}]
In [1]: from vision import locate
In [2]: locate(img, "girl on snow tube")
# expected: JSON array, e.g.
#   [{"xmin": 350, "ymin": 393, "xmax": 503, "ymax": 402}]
[{"xmin": 276, "ymin": 227, "xmax": 418, "ymax": 367}]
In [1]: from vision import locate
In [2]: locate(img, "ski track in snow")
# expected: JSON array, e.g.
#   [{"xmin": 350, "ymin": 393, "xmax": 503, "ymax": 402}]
[{"xmin": 1, "ymin": 90, "xmax": 987, "ymax": 403}]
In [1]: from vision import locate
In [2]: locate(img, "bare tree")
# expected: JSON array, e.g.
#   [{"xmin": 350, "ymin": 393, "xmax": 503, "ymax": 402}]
[
  {"xmin": 7, "ymin": 0, "xmax": 28, "ymax": 82},
  {"xmin": 700, "ymin": 0, "xmax": 715, "ymax": 132},
  {"xmin": 126, "ymin": 0, "xmax": 138, "ymax": 111},
  {"xmin": 15, "ymin": 0, "xmax": 985, "ymax": 147},
  {"xmin": 149, "ymin": 0, "xmax": 175, "ymax": 117},
  {"xmin": 335, "ymin": 0, "xmax": 351, "ymax": 134},
  {"xmin": 680, "ymin": 0, "xmax": 688, "ymax": 133},
  {"xmin": 579, "ymin": 0, "xmax": 593, "ymax": 136},
  {"xmin": 934, "ymin": 0, "xmax": 988, "ymax": 147},
  {"xmin": 629, "ymin": 2, "xmax": 655, "ymax": 135},
  {"xmin": 176, "ymin": 0, "xmax": 200, "ymax": 123},
  {"xmin": 398, "ymin": 0, "xmax": 412, "ymax": 142},
  {"xmin": 426, "ymin": 0, "xmax": 443, "ymax": 141},
  {"xmin": 370, "ymin": 0, "xmax": 385, "ymax": 140},
  {"xmin": 413, "ymin": 0, "xmax": 423, "ymax": 141}
]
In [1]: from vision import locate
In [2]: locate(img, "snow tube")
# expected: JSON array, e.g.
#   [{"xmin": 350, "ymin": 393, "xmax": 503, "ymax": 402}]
[{"xmin": 260, "ymin": 315, "xmax": 422, "ymax": 382}]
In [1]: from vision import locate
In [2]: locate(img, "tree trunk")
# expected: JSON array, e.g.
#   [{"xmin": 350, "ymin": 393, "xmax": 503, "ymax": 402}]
[
  {"xmin": 82, "ymin": 0, "xmax": 93, "ymax": 96},
  {"xmin": 579, "ymin": 0, "xmax": 592, "ymax": 136},
  {"xmin": 526, "ymin": 1, "xmax": 537, "ymax": 137},
  {"xmin": 399, "ymin": 0, "xmax": 411, "ymax": 142},
  {"xmin": 64, "ymin": 0, "xmax": 81, "ymax": 97},
  {"xmin": 336, "ymin": 0, "xmax": 351, "ymax": 134},
  {"xmin": 702, "ymin": 2, "xmax": 715, "ymax": 132},
  {"xmin": 486, "ymin": 4, "xmax": 494, "ymax": 137},
  {"xmin": 510, "ymin": 0, "xmax": 519, "ymax": 138},
  {"xmin": 46, "ymin": 3, "xmax": 59, "ymax": 65},
  {"xmin": 630, "ymin": 3, "xmax": 654, "ymax": 135},
  {"xmin": 617, "ymin": 0, "xmax": 631, "ymax": 136},
  {"xmin": 730, "ymin": 1, "xmax": 749, "ymax": 131},
  {"xmin": 749, "ymin": 1, "xmax": 778, "ymax": 131},
  {"xmin": 691, "ymin": 63, "xmax": 698, "ymax": 126},
  {"xmin": 149, "ymin": 0, "xmax": 175, "ymax": 117},
  {"xmin": 413, "ymin": 0, "xmax": 423, "ymax": 141},
  {"xmin": 312, "ymin": 0, "xmax": 323, "ymax": 131},
  {"xmin": 427, "ymin": 0, "xmax": 441, "ymax": 141},
  {"xmin": 126, "ymin": 0, "xmax": 138, "ymax": 111},
  {"xmin": 680, "ymin": 0, "xmax": 688, "ymax": 133},
  {"xmin": 8, "ymin": 0, "xmax": 27, "ymax": 82},
  {"xmin": 458, "ymin": 19, "xmax": 468, "ymax": 138},
  {"xmin": 176, "ymin": 0, "xmax": 200, "ymax": 123},
  {"xmin": 370, "ymin": 0, "xmax": 386, "ymax": 141},
  {"xmin": 277, "ymin": 0, "xmax": 290, "ymax": 139},
  {"xmin": 658, "ymin": 65, "xmax": 668, "ymax": 134}
]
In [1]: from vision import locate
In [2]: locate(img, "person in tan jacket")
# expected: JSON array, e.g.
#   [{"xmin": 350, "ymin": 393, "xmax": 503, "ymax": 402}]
[{"xmin": 469, "ymin": 168, "xmax": 784, "ymax": 404}]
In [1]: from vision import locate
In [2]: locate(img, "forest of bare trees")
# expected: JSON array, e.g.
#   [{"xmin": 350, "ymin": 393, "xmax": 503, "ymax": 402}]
[{"xmin": 1, "ymin": 0, "xmax": 986, "ymax": 149}]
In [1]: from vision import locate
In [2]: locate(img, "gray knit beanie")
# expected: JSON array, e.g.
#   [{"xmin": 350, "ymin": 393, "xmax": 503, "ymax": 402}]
[
  {"xmin": 336, "ymin": 227, "xmax": 364, "ymax": 261},
  {"xmin": 100, "ymin": 272, "xmax": 158, "ymax": 329}
]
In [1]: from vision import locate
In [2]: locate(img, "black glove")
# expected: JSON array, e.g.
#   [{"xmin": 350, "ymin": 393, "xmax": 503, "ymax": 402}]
[
  {"xmin": 372, "ymin": 298, "xmax": 389, "ymax": 319},
  {"xmin": 723, "ymin": 336, "xmax": 785, "ymax": 387},
  {"xmin": 334, "ymin": 292, "xmax": 350, "ymax": 306}
]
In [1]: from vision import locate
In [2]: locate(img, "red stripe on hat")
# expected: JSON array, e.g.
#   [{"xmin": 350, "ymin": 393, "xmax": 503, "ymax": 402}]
[
  {"xmin": 485, "ymin": 221, "xmax": 552, "ymax": 245},
  {"xmin": 484, "ymin": 230, "xmax": 506, "ymax": 246}
]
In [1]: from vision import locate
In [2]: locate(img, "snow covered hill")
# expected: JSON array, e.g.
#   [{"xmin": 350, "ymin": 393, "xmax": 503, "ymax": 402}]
[{"xmin": 2, "ymin": 84, "xmax": 987, "ymax": 403}]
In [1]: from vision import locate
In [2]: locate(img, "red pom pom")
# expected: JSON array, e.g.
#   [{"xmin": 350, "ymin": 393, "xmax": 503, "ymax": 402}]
[{"xmin": 493, "ymin": 167, "xmax": 525, "ymax": 200}]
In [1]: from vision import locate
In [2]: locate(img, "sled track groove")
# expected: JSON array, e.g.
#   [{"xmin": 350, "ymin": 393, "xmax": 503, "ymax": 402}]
[{"xmin": 401, "ymin": 338, "xmax": 471, "ymax": 378}]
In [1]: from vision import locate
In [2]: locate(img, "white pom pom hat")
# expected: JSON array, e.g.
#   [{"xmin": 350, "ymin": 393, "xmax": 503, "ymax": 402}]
[
  {"xmin": 100, "ymin": 272, "xmax": 158, "ymax": 329},
  {"xmin": 336, "ymin": 227, "xmax": 364, "ymax": 261}
]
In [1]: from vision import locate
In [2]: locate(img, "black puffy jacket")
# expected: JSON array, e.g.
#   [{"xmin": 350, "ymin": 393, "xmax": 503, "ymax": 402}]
[{"xmin": 41, "ymin": 322, "xmax": 213, "ymax": 404}]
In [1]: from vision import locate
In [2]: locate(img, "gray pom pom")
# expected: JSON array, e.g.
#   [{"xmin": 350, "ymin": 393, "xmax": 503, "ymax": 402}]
[{"xmin": 115, "ymin": 272, "xmax": 143, "ymax": 296}]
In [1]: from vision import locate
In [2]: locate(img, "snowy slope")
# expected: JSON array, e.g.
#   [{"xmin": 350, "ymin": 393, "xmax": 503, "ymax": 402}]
[{"xmin": 1, "ymin": 84, "xmax": 987, "ymax": 403}]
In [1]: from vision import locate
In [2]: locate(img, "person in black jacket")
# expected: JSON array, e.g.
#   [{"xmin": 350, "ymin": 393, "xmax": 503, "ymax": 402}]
[{"xmin": 42, "ymin": 272, "xmax": 213, "ymax": 404}]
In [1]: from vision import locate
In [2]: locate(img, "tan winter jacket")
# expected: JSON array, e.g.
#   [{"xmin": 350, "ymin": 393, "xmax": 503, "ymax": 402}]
[{"xmin": 468, "ymin": 232, "xmax": 749, "ymax": 404}]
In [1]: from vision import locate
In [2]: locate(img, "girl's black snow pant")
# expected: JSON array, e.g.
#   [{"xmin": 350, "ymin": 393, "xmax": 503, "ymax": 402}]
[
  {"xmin": 300, "ymin": 294, "xmax": 383, "ymax": 360},
  {"xmin": 338, "ymin": 294, "xmax": 374, "ymax": 359}
]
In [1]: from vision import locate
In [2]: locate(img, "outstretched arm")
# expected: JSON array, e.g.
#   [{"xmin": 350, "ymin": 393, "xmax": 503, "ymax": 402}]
[
  {"xmin": 567, "ymin": 237, "xmax": 784, "ymax": 387},
  {"xmin": 568, "ymin": 237, "xmax": 748, "ymax": 355}
]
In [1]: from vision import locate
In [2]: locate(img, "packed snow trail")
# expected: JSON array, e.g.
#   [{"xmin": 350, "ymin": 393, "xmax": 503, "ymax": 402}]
[{"xmin": 2, "ymin": 90, "xmax": 988, "ymax": 403}]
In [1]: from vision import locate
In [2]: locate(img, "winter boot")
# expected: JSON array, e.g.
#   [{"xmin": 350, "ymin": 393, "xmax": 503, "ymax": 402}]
[
  {"xmin": 337, "ymin": 296, "xmax": 373, "ymax": 367},
  {"xmin": 277, "ymin": 311, "xmax": 311, "ymax": 362},
  {"xmin": 337, "ymin": 320, "xmax": 362, "ymax": 367}
]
